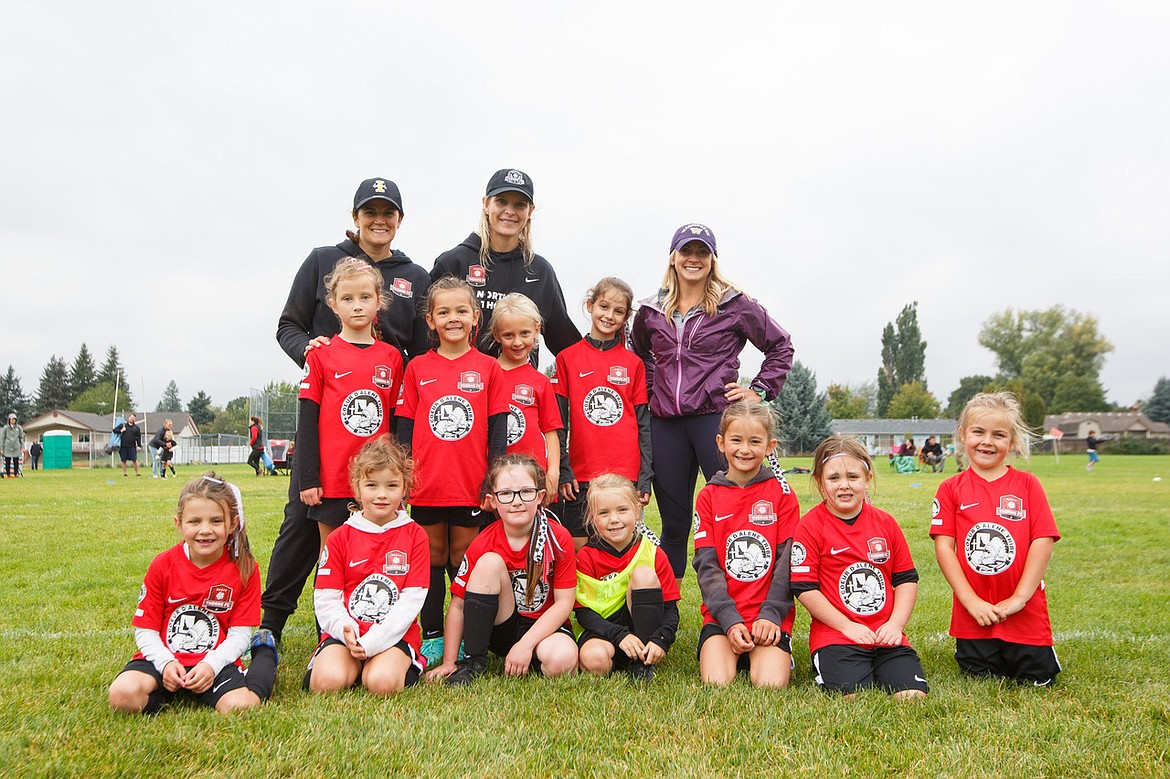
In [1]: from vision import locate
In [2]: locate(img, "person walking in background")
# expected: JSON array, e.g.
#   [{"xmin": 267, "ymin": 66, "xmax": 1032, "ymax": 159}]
[
  {"xmin": 248, "ymin": 417, "xmax": 266, "ymax": 476},
  {"xmin": 148, "ymin": 419, "xmax": 174, "ymax": 479},
  {"xmin": 2, "ymin": 413, "xmax": 25, "ymax": 477},
  {"xmin": 29, "ymin": 439, "xmax": 42, "ymax": 470},
  {"xmin": 1086, "ymin": 431, "xmax": 1100, "ymax": 472},
  {"xmin": 114, "ymin": 413, "xmax": 142, "ymax": 477}
]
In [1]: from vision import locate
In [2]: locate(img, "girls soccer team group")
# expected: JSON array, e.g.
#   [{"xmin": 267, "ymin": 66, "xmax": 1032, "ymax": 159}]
[{"xmin": 109, "ymin": 254, "xmax": 1062, "ymax": 713}]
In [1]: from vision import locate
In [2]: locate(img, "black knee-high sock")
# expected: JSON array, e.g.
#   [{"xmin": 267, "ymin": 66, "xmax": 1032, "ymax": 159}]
[
  {"xmin": 246, "ymin": 645, "xmax": 278, "ymax": 701},
  {"xmin": 143, "ymin": 689, "xmax": 168, "ymax": 715},
  {"xmin": 630, "ymin": 588, "xmax": 664, "ymax": 644},
  {"xmin": 446, "ymin": 562, "xmax": 460, "ymax": 582},
  {"xmin": 421, "ymin": 566, "xmax": 447, "ymax": 636},
  {"xmin": 461, "ymin": 591, "xmax": 499, "ymax": 659}
]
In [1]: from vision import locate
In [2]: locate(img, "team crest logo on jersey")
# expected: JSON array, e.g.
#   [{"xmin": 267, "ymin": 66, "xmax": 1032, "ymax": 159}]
[
  {"xmin": 510, "ymin": 570, "xmax": 549, "ymax": 614},
  {"xmin": 318, "ymin": 546, "xmax": 329, "ymax": 568},
  {"xmin": 839, "ymin": 562, "xmax": 886, "ymax": 615},
  {"xmin": 202, "ymin": 585, "xmax": 234, "ymax": 613},
  {"xmin": 725, "ymin": 529, "xmax": 772, "ymax": 582},
  {"xmin": 457, "ymin": 371, "xmax": 483, "ymax": 392},
  {"xmin": 607, "ymin": 366, "xmax": 630, "ymax": 385},
  {"xmin": 138, "ymin": 584, "xmax": 147, "ymax": 604},
  {"xmin": 507, "ymin": 404, "xmax": 526, "ymax": 446},
  {"xmin": 457, "ymin": 557, "xmax": 469, "ymax": 578},
  {"xmin": 300, "ymin": 361, "xmax": 311, "ymax": 389},
  {"xmin": 384, "ymin": 550, "xmax": 410, "ymax": 576},
  {"xmin": 372, "ymin": 365, "xmax": 393, "ymax": 389},
  {"xmin": 512, "ymin": 384, "xmax": 535, "ymax": 406},
  {"xmin": 995, "ymin": 495, "xmax": 1026, "ymax": 521},
  {"xmin": 583, "ymin": 386, "xmax": 623, "ymax": 426},
  {"xmin": 790, "ymin": 541, "xmax": 807, "ymax": 572},
  {"xmin": 692, "ymin": 511, "xmax": 702, "ymax": 534},
  {"xmin": 466, "ymin": 265, "xmax": 487, "ymax": 287},
  {"xmin": 429, "ymin": 395, "xmax": 474, "ymax": 440},
  {"xmin": 749, "ymin": 500, "xmax": 776, "ymax": 525},
  {"xmin": 931, "ymin": 499, "xmax": 940, "ymax": 519},
  {"xmin": 965, "ymin": 522, "xmax": 1016, "ymax": 575},
  {"xmin": 166, "ymin": 604, "xmax": 219, "ymax": 654},
  {"xmin": 866, "ymin": 537, "xmax": 890, "ymax": 564},
  {"xmin": 348, "ymin": 573, "xmax": 399, "ymax": 623},
  {"xmin": 340, "ymin": 389, "xmax": 383, "ymax": 436},
  {"xmin": 391, "ymin": 277, "xmax": 413, "ymax": 298}
]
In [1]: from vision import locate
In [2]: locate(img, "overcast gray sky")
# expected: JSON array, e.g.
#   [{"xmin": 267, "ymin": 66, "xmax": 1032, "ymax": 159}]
[{"xmin": 4, "ymin": 2, "xmax": 1167, "ymax": 416}]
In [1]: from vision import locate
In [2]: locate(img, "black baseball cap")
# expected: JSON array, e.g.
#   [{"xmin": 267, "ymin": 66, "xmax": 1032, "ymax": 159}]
[
  {"xmin": 353, "ymin": 178, "xmax": 404, "ymax": 214},
  {"xmin": 485, "ymin": 169, "xmax": 534, "ymax": 201}
]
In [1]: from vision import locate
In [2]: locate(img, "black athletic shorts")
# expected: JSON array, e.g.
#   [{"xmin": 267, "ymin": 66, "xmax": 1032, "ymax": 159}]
[
  {"xmin": 955, "ymin": 638, "xmax": 1061, "ymax": 686},
  {"xmin": 308, "ymin": 497, "xmax": 352, "ymax": 528},
  {"xmin": 697, "ymin": 621, "xmax": 793, "ymax": 670},
  {"xmin": 552, "ymin": 484, "xmax": 589, "ymax": 538},
  {"xmin": 302, "ymin": 636, "xmax": 422, "ymax": 690},
  {"xmin": 488, "ymin": 611, "xmax": 574, "ymax": 674},
  {"xmin": 812, "ymin": 644, "xmax": 929, "ymax": 695},
  {"xmin": 119, "ymin": 446, "xmax": 137, "ymax": 463},
  {"xmin": 118, "ymin": 658, "xmax": 247, "ymax": 711},
  {"xmin": 411, "ymin": 505, "xmax": 485, "ymax": 528}
]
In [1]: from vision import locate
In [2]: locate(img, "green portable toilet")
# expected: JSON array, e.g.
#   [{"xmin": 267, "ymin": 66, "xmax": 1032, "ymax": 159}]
[{"xmin": 42, "ymin": 430, "xmax": 73, "ymax": 469}]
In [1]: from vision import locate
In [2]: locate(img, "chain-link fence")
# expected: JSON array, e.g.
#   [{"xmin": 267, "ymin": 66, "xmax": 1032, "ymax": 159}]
[{"xmin": 249, "ymin": 385, "xmax": 298, "ymax": 441}]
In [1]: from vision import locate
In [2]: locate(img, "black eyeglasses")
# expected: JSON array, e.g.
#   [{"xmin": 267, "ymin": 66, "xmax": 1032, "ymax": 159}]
[{"xmin": 492, "ymin": 487, "xmax": 541, "ymax": 504}]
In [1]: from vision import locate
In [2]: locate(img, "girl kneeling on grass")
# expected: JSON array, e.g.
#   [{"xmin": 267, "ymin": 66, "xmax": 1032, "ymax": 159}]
[
  {"xmin": 931, "ymin": 391, "xmax": 1061, "ymax": 686},
  {"xmin": 791, "ymin": 436, "xmax": 928, "ymax": 700},
  {"xmin": 426, "ymin": 454, "xmax": 577, "ymax": 685},
  {"xmin": 693, "ymin": 402, "xmax": 801, "ymax": 688},
  {"xmin": 108, "ymin": 473, "xmax": 276, "ymax": 714},
  {"xmin": 306, "ymin": 435, "xmax": 429, "ymax": 695},
  {"xmin": 575, "ymin": 474, "xmax": 680, "ymax": 683}
]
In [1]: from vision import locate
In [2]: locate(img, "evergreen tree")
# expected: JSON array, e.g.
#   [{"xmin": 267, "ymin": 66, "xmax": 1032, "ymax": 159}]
[
  {"xmin": 875, "ymin": 302, "xmax": 928, "ymax": 416},
  {"xmin": 97, "ymin": 345, "xmax": 123, "ymax": 387},
  {"xmin": 0, "ymin": 366, "xmax": 32, "ymax": 419},
  {"xmin": 156, "ymin": 380, "xmax": 183, "ymax": 412},
  {"xmin": 774, "ymin": 361, "xmax": 832, "ymax": 455},
  {"xmin": 69, "ymin": 344, "xmax": 98, "ymax": 399},
  {"xmin": 34, "ymin": 356, "xmax": 73, "ymax": 415},
  {"xmin": 1147, "ymin": 377, "xmax": 1170, "ymax": 425},
  {"xmin": 187, "ymin": 390, "xmax": 215, "ymax": 427}
]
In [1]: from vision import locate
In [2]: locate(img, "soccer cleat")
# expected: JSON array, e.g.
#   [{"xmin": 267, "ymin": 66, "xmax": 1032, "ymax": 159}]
[
  {"xmin": 445, "ymin": 655, "xmax": 488, "ymax": 686},
  {"xmin": 250, "ymin": 629, "xmax": 280, "ymax": 664},
  {"xmin": 420, "ymin": 636, "xmax": 445, "ymax": 667},
  {"xmin": 628, "ymin": 661, "xmax": 656, "ymax": 685}
]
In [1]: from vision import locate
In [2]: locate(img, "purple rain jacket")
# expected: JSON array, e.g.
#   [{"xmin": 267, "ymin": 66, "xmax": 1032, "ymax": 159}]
[{"xmin": 630, "ymin": 289, "xmax": 794, "ymax": 419}]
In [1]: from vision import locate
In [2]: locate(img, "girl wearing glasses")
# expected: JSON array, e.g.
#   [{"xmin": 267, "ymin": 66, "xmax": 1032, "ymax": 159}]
[{"xmin": 425, "ymin": 454, "xmax": 577, "ymax": 685}]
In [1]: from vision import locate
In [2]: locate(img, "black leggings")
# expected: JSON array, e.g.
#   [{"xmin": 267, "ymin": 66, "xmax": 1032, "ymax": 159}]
[
  {"xmin": 650, "ymin": 413, "xmax": 725, "ymax": 577},
  {"xmin": 247, "ymin": 448, "xmax": 264, "ymax": 472}
]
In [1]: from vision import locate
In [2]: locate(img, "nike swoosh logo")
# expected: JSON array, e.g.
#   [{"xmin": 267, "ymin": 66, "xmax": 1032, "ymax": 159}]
[
  {"xmin": 959, "ymin": 503, "xmax": 979, "ymax": 510},
  {"xmin": 420, "ymin": 379, "xmax": 438, "ymax": 385},
  {"xmin": 334, "ymin": 371, "xmax": 352, "ymax": 379},
  {"xmin": 830, "ymin": 546, "xmax": 850, "ymax": 555},
  {"xmin": 578, "ymin": 371, "xmax": 594, "ymax": 378},
  {"xmin": 525, "ymin": 277, "xmax": 539, "ymax": 283},
  {"xmin": 167, "ymin": 596, "xmax": 185, "ymax": 604},
  {"xmin": 212, "ymin": 678, "xmax": 232, "ymax": 694},
  {"xmin": 914, "ymin": 675, "xmax": 927, "ymax": 683},
  {"xmin": 714, "ymin": 514, "xmax": 734, "ymax": 522},
  {"xmin": 471, "ymin": 510, "xmax": 482, "ymax": 516},
  {"xmin": 349, "ymin": 559, "xmax": 369, "ymax": 567}
]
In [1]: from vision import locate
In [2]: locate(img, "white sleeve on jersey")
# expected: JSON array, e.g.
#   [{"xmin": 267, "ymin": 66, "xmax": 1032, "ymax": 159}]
[
  {"xmin": 314, "ymin": 587, "xmax": 358, "ymax": 641},
  {"xmin": 357, "ymin": 586, "xmax": 426, "ymax": 657},
  {"xmin": 201, "ymin": 626, "xmax": 253, "ymax": 676},
  {"xmin": 134, "ymin": 627, "xmax": 178, "ymax": 674}
]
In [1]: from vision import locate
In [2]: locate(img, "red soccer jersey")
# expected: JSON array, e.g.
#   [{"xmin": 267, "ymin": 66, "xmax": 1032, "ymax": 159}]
[
  {"xmin": 575, "ymin": 538, "xmax": 681, "ymax": 607},
  {"xmin": 791, "ymin": 502, "xmax": 916, "ymax": 654},
  {"xmin": 298, "ymin": 338, "xmax": 403, "ymax": 497},
  {"xmin": 693, "ymin": 475, "xmax": 801, "ymax": 632},
  {"xmin": 314, "ymin": 512, "xmax": 430, "ymax": 650},
  {"xmin": 451, "ymin": 518, "xmax": 576, "ymax": 619},
  {"xmin": 132, "ymin": 543, "xmax": 261, "ymax": 668},
  {"xmin": 552, "ymin": 339, "xmax": 647, "ymax": 482},
  {"xmin": 930, "ymin": 466, "xmax": 1060, "ymax": 645},
  {"xmin": 501, "ymin": 363, "xmax": 562, "ymax": 471},
  {"xmin": 397, "ymin": 349, "xmax": 509, "ymax": 506}
]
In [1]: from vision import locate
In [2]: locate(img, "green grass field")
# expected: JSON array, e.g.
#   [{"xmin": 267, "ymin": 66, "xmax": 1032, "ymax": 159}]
[{"xmin": 2, "ymin": 456, "xmax": 1168, "ymax": 778}]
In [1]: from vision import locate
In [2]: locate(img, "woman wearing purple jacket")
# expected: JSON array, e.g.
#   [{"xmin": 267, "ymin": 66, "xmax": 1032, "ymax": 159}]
[{"xmin": 630, "ymin": 223, "xmax": 794, "ymax": 578}]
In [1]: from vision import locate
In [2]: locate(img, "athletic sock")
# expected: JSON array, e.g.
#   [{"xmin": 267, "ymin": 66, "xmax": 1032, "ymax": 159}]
[
  {"xmin": 446, "ymin": 562, "xmax": 460, "ymax": 582},
  {"xmin": 246, "ymin": 645, "xmax": 278, "ymax": 701},
  {"xmin": 630, "ymin": 587, "xmax": 664, "ymax": 644},
  {"xmin": 421, "ymin": 566, "xmax": 447, "ymax": 636},
  {"xmin": 461, "ymin": 591, "xmax": 499, "ymax": 659}
]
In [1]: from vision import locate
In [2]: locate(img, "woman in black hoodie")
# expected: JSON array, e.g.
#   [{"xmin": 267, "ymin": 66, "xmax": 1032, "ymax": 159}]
[{"xmin": 431, "ymin": 168, "xmax": 580, "ymax": 360}]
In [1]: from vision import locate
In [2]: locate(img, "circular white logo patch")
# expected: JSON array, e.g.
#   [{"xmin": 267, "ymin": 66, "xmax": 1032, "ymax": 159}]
[
  {"xmin": 510, "ymin": 570, "xmax": 548, "ymax": 614},
  {"xmin": 724, "ymin": 529, "xmax": 772, "ymax": 582},
  {"xmin": 348, "ymin": 574, "xmax": 399, "ymax": 623},
  {"xmin": 583, "ymin": 387, "xmax": 623, "ymax": 427},
  {"xmin": 507, "ymin": 404, "xmax": 526, "ymax": 445},
  {"xmin": 790, "ymin": 541, "xmax": 806, "ymax": 567},
  {"xmin": 838, "ymin": 562, "xmax": 886, "ymax": 616},
  {"xmin": 166, "ymin": 604, "xmax": 219, "ymax": 654},
  {"xmin": 429, "ymin": 395, "xmax": 474, "ymax": 441},
  {"xmin": 340, "ymin": 389, "xmax": 383, "ymax": 436},
  {"xmin": 964, "ymin": 522, "xmax": 1016, "ymax": 575}
]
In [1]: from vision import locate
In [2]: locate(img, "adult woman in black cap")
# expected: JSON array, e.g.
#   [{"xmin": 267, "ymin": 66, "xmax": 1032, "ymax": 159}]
[{"xmin": 259, "ymin": 178, "xmax": 431, "ymax": 661}]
